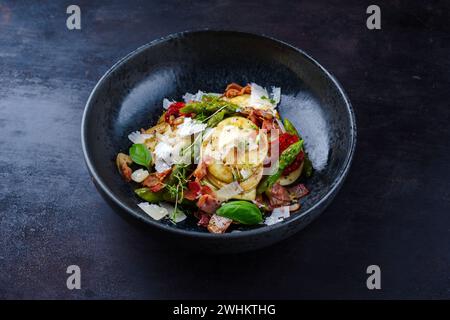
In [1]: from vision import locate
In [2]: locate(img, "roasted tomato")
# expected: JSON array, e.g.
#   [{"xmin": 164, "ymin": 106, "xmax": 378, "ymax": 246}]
[{"xmin": 164, "ymin": 102, "xmax": 191, "ymax": 122}]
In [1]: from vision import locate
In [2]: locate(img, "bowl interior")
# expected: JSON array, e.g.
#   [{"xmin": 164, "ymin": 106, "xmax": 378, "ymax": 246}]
[{"xmin": 82, "ymin": 31, "xmax": 355, "ymax": 235}]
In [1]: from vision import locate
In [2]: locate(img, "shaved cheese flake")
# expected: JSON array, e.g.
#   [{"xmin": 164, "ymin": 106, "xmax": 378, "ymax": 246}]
[
  {"xmin": 154, "ymin": 140, "xmax": 173, "ymax": 172},
  {"xmin": 172, "ymin": 211, "xmax": 187, "ymax": 223},
  {"xmin": 271, "ymin": 86, "xmax": 281, "ymax": 105},
  {"xmin": 131, "ymin": 169, "xmax": 149, "ymax": 183},
  {"xmin": 240, "ymin": 168, "xmax": 252, "ymax": 180},
  {"xmin": 128, "ymin": 131, "xmax": 152, "ymax": 144},
  {"xmin": 154, "ymin": 141, "xmax": 172, "ymax": 159},
  {"xmin": 159, "ymin": 202, "xmax": 187, "ymax": 223},
  {"xmin": 154, "ymin": 159, "xmax": 171, "ymax": 173},
  {"xmin": 215, "ymin": 181, "xmax": 244, "ymax": 201},
  {"xmin": 137, "ymin": 203, "xmax": 168, "ymax": 220},
  {"xmin": 183, "ymin": 91, "xmax": 220, "ymax": 103},
  {"xmin": 264, "ymin": 206, "xmax": 290, "ymax": 225},
  {"xmin": 183, "ymin": 90, "xmax": 205, "ymax": 103},
  {"xmin": 250, "ymin": 83, "xmax": 273, "ymax": 110},
  {"xmin": 249, "ymin": 83, "xmax": 281, "ymax": 110},
  {"xmin": 275, "ymin": 117, "xmax": 286, "ymax": 133},
  {"xmin": 152, "ymin": 125, "xmax": 195, "ymax": 172},
  {"xmin": 163, "ymin": 98, "xmax": 175, "ymax": 110},
  {"xmin": 202, "ymin": 127, "xmax": 214, "ymax": 141},
  {"xmin": 177, "ymin": 117, "xmax": 207, "ymax": 137}
]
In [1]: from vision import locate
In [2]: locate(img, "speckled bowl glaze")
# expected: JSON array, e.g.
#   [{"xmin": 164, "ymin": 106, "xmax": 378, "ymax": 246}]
[{"xmin": 81, "ymin": 30, "xmax": 356, "ymax": 253}]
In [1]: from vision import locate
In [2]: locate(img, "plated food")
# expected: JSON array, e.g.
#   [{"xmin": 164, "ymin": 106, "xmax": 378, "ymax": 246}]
[
  {"xmin": 115, "ymin": 82, "xmax": 314, "ymax": 233},
  {"xmin": 83, "ymin": 31, "xmax": 356, "ymax": 251}
]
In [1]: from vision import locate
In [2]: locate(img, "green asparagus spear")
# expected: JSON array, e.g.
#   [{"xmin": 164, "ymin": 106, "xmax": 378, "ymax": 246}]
[
  {"xmin": 283, "ymin": 118, "xmax": 300, "ymax": 137},
  {"xmin": 135, "ymin": 188, "xmax": 165, "ymax": 202},
  {"xmin": 207, "ymin": 109, "xmax": 226, "ymax": 127},
  {"xmin": 256, "ymin": 140, "xmax": 304, "ymax": 194},
  {"xmin": 181, "ymin": 96, "xmax": 239, "ymax": 116},
  {"xmin": 302, "ymin": 155, "xmax": 313, "ymax": 178},
  {"xmin": 283, "ymin": 117, "xmax": 314, "ymax": 178}
]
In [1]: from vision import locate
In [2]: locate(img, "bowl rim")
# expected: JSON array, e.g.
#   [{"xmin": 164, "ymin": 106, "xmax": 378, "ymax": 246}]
[{"xmin": 81, "ymin": 29, "xmax": 357, "ymax": 239}]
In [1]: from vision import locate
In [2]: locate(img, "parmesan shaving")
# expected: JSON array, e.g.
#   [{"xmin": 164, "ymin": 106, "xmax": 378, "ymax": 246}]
[
  {"xmin": 128, "ymin": 131, "xmax": 152, "ymax": 144},
  {"xmin": 249, "ymin": 83, "xmax": 281, "ymax": 110},
  {"xmin": 183, "ymin": 90, "xmax": 205, "ymax": 103},
  {"xmin": 183, "ymin": 91, "xmax": 220, "ymax": 103},
  {"xmin": 159, "ymin": 203, "xmax": 187, "ymax": 223},
  {"xmin": 271, "ymin": 86, "xmax": 281, "ymax": 105},
  {"xmin": 215, "ymin": 181, "xmax": 244, "ymax": 201},
  {"xmin": 264, "ymin": 206, "xmax": 290, "ymax": 225},
  {"xmin": 250, "ymin": 83, "xmax": 273, "ymax": 110},
  {"xmin": 154, "ymin": 160, "xmax": 171, "ymax": 173},
  {"xmin": 177, "ymin": 117, "xmax": 207, "ymax": 137},
  {"xmin": 275, "ymin": 117, "xmax": 286, "ymax": 133},
  {"xmin": 137, "ymin": 203, "xmax": 168, "ymax": 220},
  {"xmin": 240, "ymin": 168, "xmax": 252, "ymax": 180},
  {"xmin": 163, "ymin": 98, "xmax": 175, "ymax": 110},
  {"xmin": 131, "ymin": 169, "xmax": 149, "ymax": 183},
  {"xmin": 154, "ymin": 141, "xmax": 172, "ymax": 160}
]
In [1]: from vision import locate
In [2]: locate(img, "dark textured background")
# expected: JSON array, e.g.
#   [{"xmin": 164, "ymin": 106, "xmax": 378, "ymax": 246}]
[{"xmin": 0, "ymin": 0, "xmax": 449, "ymax": 299}]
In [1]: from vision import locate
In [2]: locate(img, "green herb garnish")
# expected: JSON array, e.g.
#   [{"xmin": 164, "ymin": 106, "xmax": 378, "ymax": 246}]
[
  {"xmin": 260, "ymin": 95, "xmax": 276, "ymax": 104},
  {"xmin": 165, "ymin": 163, "xmax": 190, "ymax": 221}
]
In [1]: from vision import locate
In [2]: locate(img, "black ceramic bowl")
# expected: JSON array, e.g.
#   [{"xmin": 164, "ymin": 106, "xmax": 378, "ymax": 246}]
[{"xmin": 81, "ymin": 30, "xmax": 356, "ymax": 253}]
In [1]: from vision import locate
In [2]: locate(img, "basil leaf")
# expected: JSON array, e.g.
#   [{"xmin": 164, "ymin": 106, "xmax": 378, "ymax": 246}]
[
  {"xmin": 216, "ymin": 201, "xmax": 263, "ymax": 225},
  {"xmin": 129, "ymin": 144, "xmax": 152, "ymax": 168}
]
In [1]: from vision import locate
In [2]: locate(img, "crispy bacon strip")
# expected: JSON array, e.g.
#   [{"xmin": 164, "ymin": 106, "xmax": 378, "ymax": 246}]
[
  {"xmin": 207, "ymin": 214, "xmax": 232, "ymax": 234},
  {"xmin": 267, "ymin": 183, "xmax": 291, "ymax": 208},
  {"xmin": 288, "ymin": 183, "xmax": 310, "ymax": 200},
  {"xmin": 239, "ymin": 107, "xmax": 275, "ymax": 128},
  {"xmin": 193, "ymin": 161, "xmax": 208, "ymax": 180},
  {"xmin": 184, "ymin": 181, "xmax": 202, "ymax": 201},
  {"xmin": 184, "ymin": 179, "xmax": 216, "ymax": 201},
  {"xmin": 197, "ymin": 212, "xmax": 211, "ymax": 228},
  {"xmin": 197, "ymin": 194, "xmax": 220, "ymax": 214},
  {"xmin": 156, "ymin": 169, "xmax": 172, "ymax": 180},
  {"xmin": 200, "ymin": 184, "xmax": 215, "ymax": 195},
  {"xmin": 248, "ymin": 111, "xmax": 260, "ymax": 126},
  {"xmin": 224, "ymin": 83, "xmax": 251, "ymax": 98},
  {"xmin": 262, "ymin": 118, "xmax": 278, "ymax": 132},
  {"xmin": 141, "ymin": 169, "xmax": 172, "ymax": 192},
  {"xmin": 142, "ymin": 175, "xmax": 164, "ymax": 192}
]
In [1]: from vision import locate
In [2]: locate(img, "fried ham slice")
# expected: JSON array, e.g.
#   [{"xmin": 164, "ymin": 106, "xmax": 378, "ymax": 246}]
[
  {"xmin": 141, "ymin": 169, "xmax": 172, "ymax": 192},
  {"xmin": 207, "ymin": 214, "xmax": 232, "ymax": 234},
  {"xmin": 266, "ymin": 183, "xmax": 291, "ymax": 208}
]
